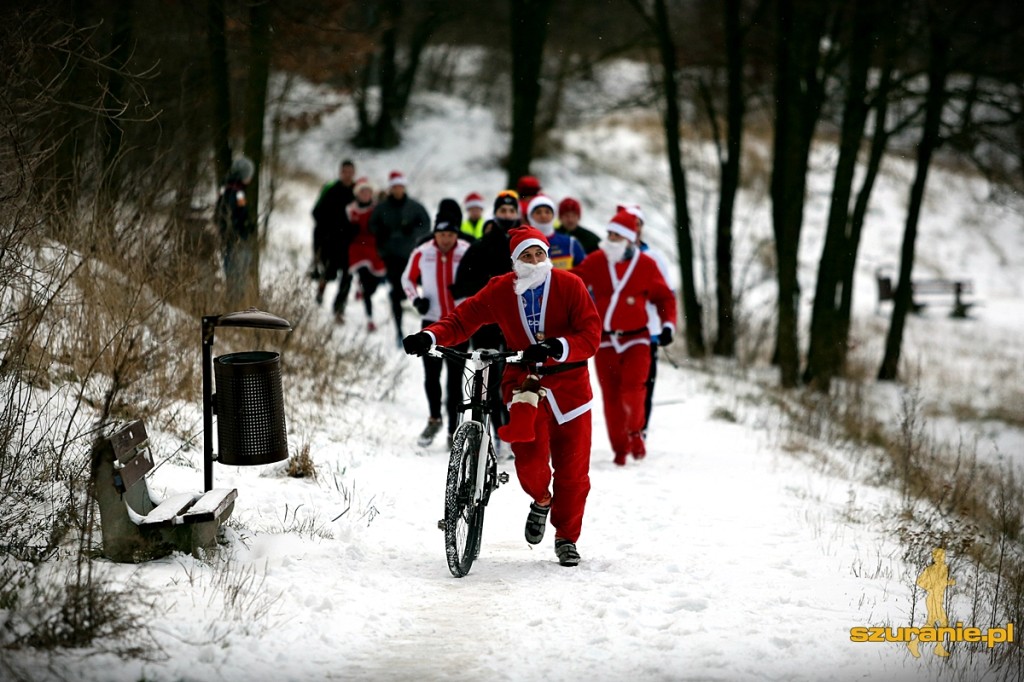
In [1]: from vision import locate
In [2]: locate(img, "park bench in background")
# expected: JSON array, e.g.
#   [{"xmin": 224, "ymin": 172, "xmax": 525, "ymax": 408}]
[
  {"xmin": 875, "ymin": 267, "xmax": 975, "ymax": 318},
  {"xmin": 90, "ymin": 419, "xmax": 237, "ymax": 562}
]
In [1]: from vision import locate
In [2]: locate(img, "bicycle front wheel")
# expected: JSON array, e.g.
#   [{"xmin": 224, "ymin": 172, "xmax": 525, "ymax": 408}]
[{"xmin": 444, "ymin": 420, "xmax": 486, "ymax": 577}]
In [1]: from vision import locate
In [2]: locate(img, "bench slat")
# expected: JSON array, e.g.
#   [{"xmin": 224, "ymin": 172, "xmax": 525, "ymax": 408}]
[
  {"xmin": 117, "ymin": 447, "xmax": 154, "ymax": 493},
  {"xmin": 109, "ymin": 420, "xmax": 155, "ymax": 492},
  {"xmin": 135, "ymin": 493, "xmax": 197, "ymax": 527},
  {"xmin": 110, "ymin": 420, "xmax": 148, "ymax": 462},
  {"xmin": 912, "ymin": 279, "xmax": 973, "ymax": 295},
  {"xmin": 180, "ymin": 488, "xmax": 238, "ymax": 524}
]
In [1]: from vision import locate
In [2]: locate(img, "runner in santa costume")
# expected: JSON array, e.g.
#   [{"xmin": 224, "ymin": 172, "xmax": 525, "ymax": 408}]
[
  {"xmin": 401, "ymin": 226, "xmax": 601, "ymax": 567},
  {"xmin": 572, "ymin": 209, "xmax": 677, "ymax": 466}
]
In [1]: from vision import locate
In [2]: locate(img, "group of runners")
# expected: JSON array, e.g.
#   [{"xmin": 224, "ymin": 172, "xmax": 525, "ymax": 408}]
[{"xmin": 312, "ymin": 162, "xmax": 678, "ymax": 567}]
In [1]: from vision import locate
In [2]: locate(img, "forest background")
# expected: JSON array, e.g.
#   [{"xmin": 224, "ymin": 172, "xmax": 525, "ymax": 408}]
[{"xmin": 2, "ymin": 0, "xmax": 1024, "ymax": 678}]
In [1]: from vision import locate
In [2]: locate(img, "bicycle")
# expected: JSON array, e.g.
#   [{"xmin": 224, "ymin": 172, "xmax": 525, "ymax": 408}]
[{"xmin": 429, "ymin": 345, "xmax": 523, "ymax": 577}]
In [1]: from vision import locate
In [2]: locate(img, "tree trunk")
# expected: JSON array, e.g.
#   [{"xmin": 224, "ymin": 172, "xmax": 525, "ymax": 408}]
[
  {"xmin": 836, "ymin": 61, "xmax": 896, "ymax": 370},
  {"xmin": 712, "ymin": 0, "xmax": 745, "ymax": 358},
  {"xmin": 803, "ymin": 0, "xmax": 876, "ymax": 391},
  {"xmin": 651, "ymin": 0, "xmax": 704, "ymax": 356},
  {"xmin": 878, "ymin": 23, "xmax": 950, "ymax": 381},
  {"xmin": 371, "ymin": 0, "xmax": 401, "ymax": 149},
  {"xmin": 393, "ymin": 2, "xmax": 444, "ymax": 121},
  {"xmin": 206, "ymin": 0, "xmax": 232, "ymax": 184},
  {"xmin": 242, "ymin": 0, "xmax": 272, "ymax": 303},
  {"xmin": 506, "ymin": 0, "xmax": 552, "ymax": 187},
  {"xmin": 99, "ymin": 0, "xmax": 133, "ymax": 206},
  {"xmin": 769, "ymin": 0, "xmax": 828, "ymax": 387}
]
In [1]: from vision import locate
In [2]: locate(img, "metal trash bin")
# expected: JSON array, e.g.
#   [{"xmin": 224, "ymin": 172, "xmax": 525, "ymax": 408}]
[{"xmin": 214, "ymin": 351, "xmax": 288, "ymax": 466}]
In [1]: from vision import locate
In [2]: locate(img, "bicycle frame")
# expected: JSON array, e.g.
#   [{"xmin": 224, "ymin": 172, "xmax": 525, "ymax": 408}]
[
  {"xmin": 429, "ymin": 346, "xmax": 520, "ymax": 504},
  {"xmin": 430, "ymin": 345, "xmax": 522, "ymax": 577}
]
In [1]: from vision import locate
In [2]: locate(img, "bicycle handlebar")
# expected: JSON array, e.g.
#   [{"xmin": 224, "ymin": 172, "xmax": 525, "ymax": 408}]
[{"xmin": 428, "ymin": 345, "xmax": 524, "ymax": 364}]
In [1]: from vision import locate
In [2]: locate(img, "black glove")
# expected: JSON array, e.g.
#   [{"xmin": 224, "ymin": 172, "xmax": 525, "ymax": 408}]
[
  {"xmin": 522, "ymin": 338, "xmax": 562, "ymax": 363},
  {"xmin": 413, "ymin": 297, "xmax": 430, "ymax": 315},
  {"xmin": 402, "ymin": 332, "xmax": 432, "ymax": 356},
  {"xmin": 659, "ymin": 326, "xmax": 673, "ymax": 347}
]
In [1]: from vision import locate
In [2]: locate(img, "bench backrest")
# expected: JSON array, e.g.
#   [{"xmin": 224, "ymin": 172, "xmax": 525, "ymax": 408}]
[
  {"xmin": 108, "ymin": 420, "xmax": 155, "ymax": 494},
  {"xmin": 912, "ymin": 279, "xmax": 973, "ymax": 296}
]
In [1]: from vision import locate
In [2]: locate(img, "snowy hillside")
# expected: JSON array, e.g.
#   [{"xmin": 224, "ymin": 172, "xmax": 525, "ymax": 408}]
[{"xmin": 5, "ymin": 72, "xmax": 1024, "ymax": 682}]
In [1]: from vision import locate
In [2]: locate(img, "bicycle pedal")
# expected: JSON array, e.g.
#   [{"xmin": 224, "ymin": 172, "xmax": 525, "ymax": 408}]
[
  {"xmin": 437, "ymin": 519, "xmax": 445, "ymax": 530},
  {"xmin": 498, "ymin": 472, "xmax": 510, "ymax": 484}
]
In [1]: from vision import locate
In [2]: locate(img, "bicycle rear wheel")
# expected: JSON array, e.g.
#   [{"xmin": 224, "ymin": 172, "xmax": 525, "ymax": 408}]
[{"xmin": 444, "ymin": 421, "xmax": 486, "ymax": 577}]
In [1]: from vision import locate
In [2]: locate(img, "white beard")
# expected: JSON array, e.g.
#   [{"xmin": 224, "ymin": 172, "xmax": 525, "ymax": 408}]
[
  {"xmin": 600, "ymin": 239, "xmax": 628, "ymax": 262},
  {"xmin": 533, "ymin": 220, "xmax": 555, "ymax": 236},
  {"xmin": 513, "ymin": 259, "xmax": 553, "ymax": 294}
]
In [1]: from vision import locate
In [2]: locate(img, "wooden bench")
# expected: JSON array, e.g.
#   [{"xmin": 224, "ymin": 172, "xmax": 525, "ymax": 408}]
[
  {"xmin": 875, "ymin": 268, "xmax": 975, "ymax": 318},
  {"xmin": 90, "ymin": 420, "xmax": 238, "ymax": 562}
]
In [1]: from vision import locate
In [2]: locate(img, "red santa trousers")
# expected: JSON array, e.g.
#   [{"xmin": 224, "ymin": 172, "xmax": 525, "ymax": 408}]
[
  {"xmin": 509, "ymin": 400, "xmax": 592, "ymax": 544},
  {"xmin": 594, "ymin": 343, "xmax": 652, "ymax": 456}
]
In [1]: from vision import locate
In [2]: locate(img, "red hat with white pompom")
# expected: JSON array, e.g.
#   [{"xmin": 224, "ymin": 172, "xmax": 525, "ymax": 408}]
[
  {"xmin": 606, "ymin": 209, "xmax": 639, "ymax": 242},
  {"xmin": 509, "ymin": 226, "xmax": 550, "ymax": 261}
]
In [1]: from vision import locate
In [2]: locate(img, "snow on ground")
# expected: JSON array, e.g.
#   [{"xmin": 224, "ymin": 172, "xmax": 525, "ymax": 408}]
[{"xmin": 6, "ymin": 76, "xmax": 1024, "ymax": 681}]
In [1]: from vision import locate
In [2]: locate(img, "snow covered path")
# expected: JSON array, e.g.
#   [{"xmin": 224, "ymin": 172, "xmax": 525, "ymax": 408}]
[{"xmin": 157, "ymin": 341, "xmax": 946, "ymax": 682}]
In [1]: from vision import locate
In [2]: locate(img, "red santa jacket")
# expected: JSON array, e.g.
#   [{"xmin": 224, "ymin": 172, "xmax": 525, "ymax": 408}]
[
  {"xmin": 400, "ymin": 238, "xmax": 470, "ymax": 322},
  {"xmin": 423, "ymin": 268, "xmax": 601, "ymax": 424},
  {"xmin": 346, "ymin": 200, "xmax": 385, "ymax": 275},
  {"xmin": 572, "ymin": 248, "xmax": 677, "ymax": 353}
]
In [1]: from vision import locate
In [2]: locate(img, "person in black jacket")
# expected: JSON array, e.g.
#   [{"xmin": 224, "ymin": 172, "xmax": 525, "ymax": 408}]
[
  {"xmin": 215, "ymin": 156, "xmax": 255, "ymax": 303},
  {"xmin": 369, "ymin": 170, "xmax": 432, "ymax": 344},
  {"xmin": 448, "ymin": 189, "xmax": 523, "ymax": 448},
  {"xmin": 312, "ymin": 159, "xmax": 357, "ymax": 314}
]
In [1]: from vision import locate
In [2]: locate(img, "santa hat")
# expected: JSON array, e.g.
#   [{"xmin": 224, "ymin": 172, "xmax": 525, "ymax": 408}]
[
  {"xmin": 526, "ymin": 195, "xmax": 557, "ymax": 218},
  {"xmin": 509, "ymin": 226, "xmax": 550, "ymax": 261},
  {"xmin": 493, "ymin": 190, "xmax": 520, "ymax": 214},
  {"xmin": 606, "ymin": 209, "xmax": 639, "ymax": 243},
  {"xmin": 558, "ymin": 197, "xmax": 581, "ymax": 217},
  {"xmin": 516, "ymin": 175, "xmax": 541, "ymax": 196},
  {"xmin": 616, "ymin": 203, "xmax": 646, "ymax": 224},
  {"xmin": 353, "ymin": 177, "xmax": 373, "ymax": 195},
  {"xmin": 498, "ymin": 375, "xmax": 547, "ymax": 443},
  {"xmin": 388, "ymin": 170, "xmax": 407, "ymax": 188},
  {"xmin": 464, "ymin": 192, "xmax": 486, "ymax": 210}
]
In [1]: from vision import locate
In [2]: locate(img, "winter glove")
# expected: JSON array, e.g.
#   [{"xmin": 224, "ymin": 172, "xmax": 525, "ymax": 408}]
[
  {"xmin": 522, "ymin": 338, "xmax": 563, "ymax": 363},
  {"xmin": 413, "ymin": 297, "xmax": 430, "ymax": 315},
  {"xmin": 659, "ymin": 326, "xmax": 674, "ymax": 347},
  {"xmin": 402, "ymin": 332, "xmax": 432, "ymax": 356}
]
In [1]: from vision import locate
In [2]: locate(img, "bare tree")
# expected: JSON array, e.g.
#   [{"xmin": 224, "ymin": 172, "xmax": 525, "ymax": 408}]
[
  {"xmin": 506, "ymin": 0, "xmax": 553, "ymax": 186},
  {"xmin": 769, "ymin": 0, "xmax": 836, "ymax": 387},
  {"xmin": 631, "ymin": 0, "xmax": 705, "ymax": 356}
]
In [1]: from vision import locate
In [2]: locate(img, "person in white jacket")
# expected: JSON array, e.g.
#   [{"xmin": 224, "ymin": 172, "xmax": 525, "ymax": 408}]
[{"xmin": 401, "ymin": 199, "xmax": 471, "ymax": 447}]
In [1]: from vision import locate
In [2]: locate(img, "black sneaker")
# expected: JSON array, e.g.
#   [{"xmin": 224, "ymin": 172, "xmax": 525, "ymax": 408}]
[
  {"xmin": 525, "ymin": 502, "xmax": 550, "ymax": 545},
  {"xmin": 554, "ymin": 539, "xmax": 580, "ymax": 567},
  {"xmin": 417, "ymin": 418, "xmax": 442, "ymax": 447}
]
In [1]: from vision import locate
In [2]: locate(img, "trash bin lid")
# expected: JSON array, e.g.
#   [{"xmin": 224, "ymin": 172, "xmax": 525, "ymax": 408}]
[{"xmin": 216, "ymin": 308, "xmax": 291, "ymax": 331}]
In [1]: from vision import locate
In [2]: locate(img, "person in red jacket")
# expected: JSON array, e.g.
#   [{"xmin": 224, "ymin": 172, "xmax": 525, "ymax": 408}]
[
  {"xmin": 401, "ymin": 199, "xmax": 471, "ymax": 448},
  {"xmin": 572, "ymin": 209, "xmax": 677, "ymax": 466},
  {"xmin": 341, "ymin": 178, "xmax": 385, "ymax": 329},
  {"xmin": 401, "ymin": 227, "xmax": 602, "ymax": 567}
]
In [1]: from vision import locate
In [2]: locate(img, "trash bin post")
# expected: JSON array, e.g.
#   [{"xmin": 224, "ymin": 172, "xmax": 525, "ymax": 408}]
[
  {"xmin": 201, "ymin": 308, "xmax": 292, "ymax": 491},
  {"xmin": 202, "ymin": 315, "xmax": 218, "ymax": 492}
]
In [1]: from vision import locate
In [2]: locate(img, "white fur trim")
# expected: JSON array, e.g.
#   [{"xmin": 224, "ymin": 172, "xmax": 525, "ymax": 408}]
[
  {"xmin": 512, "ymin": 237, "xmax": 549, "ymax": 262},
  {"xmin": 606, "ymin": 221, "xmax": 637, "ymax": 243},
  {"xmin": 527, "ymin": 195, "xmax": 556, "ymax": 217}
]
